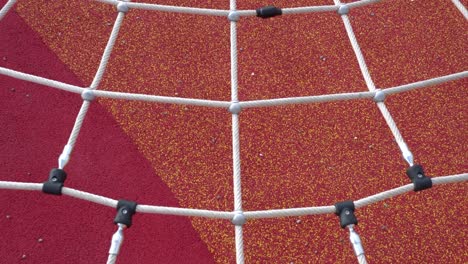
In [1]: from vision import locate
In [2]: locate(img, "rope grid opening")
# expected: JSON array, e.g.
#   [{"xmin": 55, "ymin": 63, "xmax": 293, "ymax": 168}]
[{"xmin": 0, "ymin": 0, "xmax": 467, "ymax": 263}]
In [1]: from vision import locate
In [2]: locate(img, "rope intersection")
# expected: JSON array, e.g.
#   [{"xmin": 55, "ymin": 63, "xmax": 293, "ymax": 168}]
[{"xmin": 0, "ymin": 0, "xmax": 467, "ymax": 263}]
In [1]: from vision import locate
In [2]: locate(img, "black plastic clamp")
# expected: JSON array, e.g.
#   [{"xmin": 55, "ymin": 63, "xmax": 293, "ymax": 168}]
[
  {"xmin": 42, "ymin": 168, "xmax": 67, "ymax": 195},
  {"xmin": 406, "ymin": 164, "xmax": 432, "ymax": 192},
  {"xmin": 114, "ymin": 199, "xmax": 138, "ymax": 228},
  {"xmin": 256, "ymin": 6, "xmax": 282, "ymax": 18},
  {"xmin": 335, "ymin": 200, "xmax": 358, "ymax": 228}
]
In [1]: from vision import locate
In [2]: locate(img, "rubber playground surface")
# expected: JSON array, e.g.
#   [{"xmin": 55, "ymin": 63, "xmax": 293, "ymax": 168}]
[{"xmin": 0, "ymin": 0, "xmax": 467, "ymax": 263}]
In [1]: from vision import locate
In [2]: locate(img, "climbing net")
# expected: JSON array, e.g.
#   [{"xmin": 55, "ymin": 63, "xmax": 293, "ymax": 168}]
[{"xmin": 0, "ymin": 0, "xmax": 467, "ymax": 263}]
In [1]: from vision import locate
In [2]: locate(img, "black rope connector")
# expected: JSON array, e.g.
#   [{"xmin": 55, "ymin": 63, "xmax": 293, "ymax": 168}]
[
  {"xmin": 42, "ymin": 168, "xmax": 67, "ymax": 195},
  {"xmin": 335, "ymin": 200, "xmax": 358, "ymax": 228},
  {"xmin": 256, "ymin": 6, "xmax": 282, "ymax": 18},
  {"xmin": 114, "ymin": 200, "xmax": 137, "ymax": 228},
  {"xmin": 406, "ymin": 164, "xmax": 432, "ymax": 192}
]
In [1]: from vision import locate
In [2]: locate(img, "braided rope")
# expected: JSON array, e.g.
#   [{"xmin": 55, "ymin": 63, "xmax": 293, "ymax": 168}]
[{"xmin": 0, "ymin": 0, "xmax": 466, "ymax": 263}]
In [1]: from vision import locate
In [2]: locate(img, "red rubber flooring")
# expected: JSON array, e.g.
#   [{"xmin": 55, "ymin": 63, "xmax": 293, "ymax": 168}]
[
  {"xmin": 0, "ymin": 0, "xmax": 467, "ymax": 263},
  {"xmin": 0, "ymin": 4, "xmax": 215, "ymax": 263}
]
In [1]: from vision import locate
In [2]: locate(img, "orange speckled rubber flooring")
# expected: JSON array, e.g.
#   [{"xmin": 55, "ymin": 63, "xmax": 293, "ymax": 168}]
[{"xmin": 1, "ymin": 0, "xmax": 467, "ymax": 263}]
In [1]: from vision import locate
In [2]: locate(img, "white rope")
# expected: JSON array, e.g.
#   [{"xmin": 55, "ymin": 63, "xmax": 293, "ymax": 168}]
[
  {"xmin": 281, "ymin": 5, "xmax": 338, "ymax": 15},
  {"xmin": 0, "ymin": 0, "xmax": 466, "ymax": 262},
  {"xmin": 90, "ymin": 11, "xmax": 126, "ymax": 89},
  {"xmin": 2, "ymin": 65, "xmax": 463, "ymax": 109},
  {"xmin": 103, "ymin": 0, "xmax": 383, "ymax": 17},
  {"xmin": 59, "ymin": 9, "xmax": 126, "ymax": 169},
  {"xmin": 451, "ymin": 0, "xmax": 468, "ymax": 20},
  {"xmin": 354, "ymin": 184, "xmax": 413, "ymax": 208},
  {"xmin": 234, "ymin": 10, "xmax": 257, "ymax": 17},
  {"xmin": 235, "ymin": 225, "xmax": 245, "ymax": 264},
  {"xmin": 64, "ymin": 101, "xmax": 90, "ymax": 153},
  {"xmin": 334, "ymin": 0, "xmax": 376, "ymax": 92},
  {"xmin": 0, "ymin": 0, "xmax": 16, "ymax": 21},
  {"xmin": 357, "ymin": 254, "xmax": 368, "ymax": 264},
  {"xmin": 230, "ymin": 3, "xmax": 242, "ymax": 211},
  {"xmin": 347, "ymin": 225, "xmax": 366, "ymax": 264},
  {"xmin": 335, "ymin": 0, "xmax": 417, "ymax": 166},
  {"xmin": 229, "ymin": 1, "xmax": 245, "ymax": 262},
  {"xmin": 244, "ymin": 206, "xmax": 336, "ymax": 219},
  {"xmin": 0, "ymin": 173, "xmax": 466, "ymax": 219},
  {"xmin": 232, "ymin": 114, "xmax": 243, "ymax": 211},
  {"xmin": 240, "ymin": 91, "xmax": 374, "ymax": 108},
  {"xmin": 136, "ymin": 205, "xmax": 234, "ymax": 219},
  {"xmin": 230, "ymin": 23, "xmax": 238, "ymax": 102},
  {"xmin": 107, "ymin": 223, "xmax": 125, "ymax": 264},
  {"xmin": 61, "ymin": 187, "xmax": 118, "ymax": 207},
  {"xmin": 106, "ymin": 254, "xmax": 117, "ymax": 264},
  {"xmin": 347, "ymin": 0, "xmax": 382, "ymax": 9},
  {"xmin": 0, "ymin": 181, "xmax": 42, "ymax": 191},
  {"xmin": 92, "ymin": 90, "xmax": 230, "ymax": 107},
  {"xmin": 126, "ymin": 2, "xmax": 228, "ymax": 16},
  {"xmin": 376, "ymin": 102, "xmax": 406, "ymax": 148},
  {"xmin": 355, "ymin": 173, "xmax": 468, "ymax": 208},
  {"xmin": 0, "ymin": 67, "xmax": 84, "ymax": 93},
  {"xmin": 376, "ymin": 102, "xmax": 414, "ymax": 166},
  {"xmin": 384, "ymin": 71, "xmax": 468, "ymax": 95},
  {"xmin": 95, "ymin": 0, "xmax": 117, "ymax": 5},
  {"xmin": 432, "ymin": 173, "xmax": 468, "ymax": 184}
]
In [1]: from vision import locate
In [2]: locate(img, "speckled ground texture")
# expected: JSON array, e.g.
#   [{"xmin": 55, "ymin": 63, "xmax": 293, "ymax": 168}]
[{"xmin": 1, "ymin": 0, "xmax": 467, "ymax": 263}]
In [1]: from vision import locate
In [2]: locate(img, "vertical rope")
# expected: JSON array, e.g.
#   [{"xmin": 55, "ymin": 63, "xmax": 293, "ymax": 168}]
[
  {"xmin": 376, "ymin": 102, "xmax": 413, "ymax": 165},
  {"xmin": 333, "ymin": 0, "xmax": 375, "ymax": 91},
  {"xmin": 335, "ymin": 0, "xmax": 414, "ymax": 166},
  {"xmin": 235, "ymin": 225, "xmax": 245, "ymax": 264},
  {"xmin": 357, "ymin": 254, "xmax": 368, "ymax": 264},
  {"xmin": 106, "ymin": 254, "xmax": 118, "ymax": 264},
  {"xmin": 232, "ymin": 114, "xmax": 243, "ymax": 210},
  {"xmin": 106, "ymin": 223, "xmax": 125, "ymax": 264},
  {"xmin": 376, "ymin": 102, "xmax": 405, "ymax": 144},
  {"xmin": 230, "ymin": 23, "xmax": 239, "ymax": 101},
  {"xmin": 90, "ymin": 11, "xmax": 126, "ymax": 89},
  {"xmin": 0, "ymin": 0, "xmax": 16, "ymax": 21},
  {"xmin": 230, "ymin": 0, "xmax": 236, "ymax": 12},
  {"xmin": 229, "ymin": 0, "xmax": 245, "ymax": 263},
  {"xmin": 66, "ymin": 101, "xmax": 90, "ymax": 149},
  {"xmin": 59, "ymin": 9, "xmax": 127, "ymax": 169}
]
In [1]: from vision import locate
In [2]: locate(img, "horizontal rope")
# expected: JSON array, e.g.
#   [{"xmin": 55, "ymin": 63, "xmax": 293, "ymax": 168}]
[
  {"xmin": 347, "ymin": 0, "xmax": 382, "ymax": 9},
  {"xmin": 355, "ymin": 173, "xmax": 468, "ymax": 208},
  {"xmin": 0, "ymin": 181, "xmax": 42, "ymax": 191},
  {"xmin": 92, "ymin": 0, "xmax": 382, "ymax": 17},
  {"xmin": 354, "ymin": 184, "xmax": 413, "ymax": 209},
  {"xmin": 1, "ymin": 173, "xmax": 465, "ymax": 219},
  {"xmin": 0, "ymin": 67, "xmax": 84, "ymax": 94},
  {"xmin": 92, "ymin": 90, "xmax": 230, "ymax": 107},
  {"xmin": 281, "ymin": 0, "xmax": 383, "ymax": 16},
  {"xmin": 239, "ymin": 91, "xmax": 374, "ymax": 109},
  {"xmin": 136, "ymin": 204, "xmax": 234, "ymax": 219},
  {"xmin": 383, "ymin": 71, "xmax": 468, "ymax": 95},
  {"xmin": 244, "ymin": 205, "xmax": 336, "ymax": 219},
  {"xmin": 94, "ymin": 0, "xmax": 117, "ymax": 5},
  {"xmin": 62, "ymin": 187, "xmax": 118, "ymax": 207},
  {"xmin": 432, "ymin": 173, "xmax": 468, "ymax": 184},
  {"xmin": 125, "ymin": 2, "xmax": 229, "ymax": 16},
  {"xmin": 281, "ymin": 5, "xmax": 338, "ymax": 15},
  {"xmin": 1, "ymin": 68, "xmax": 466, "ymax": 110}
]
